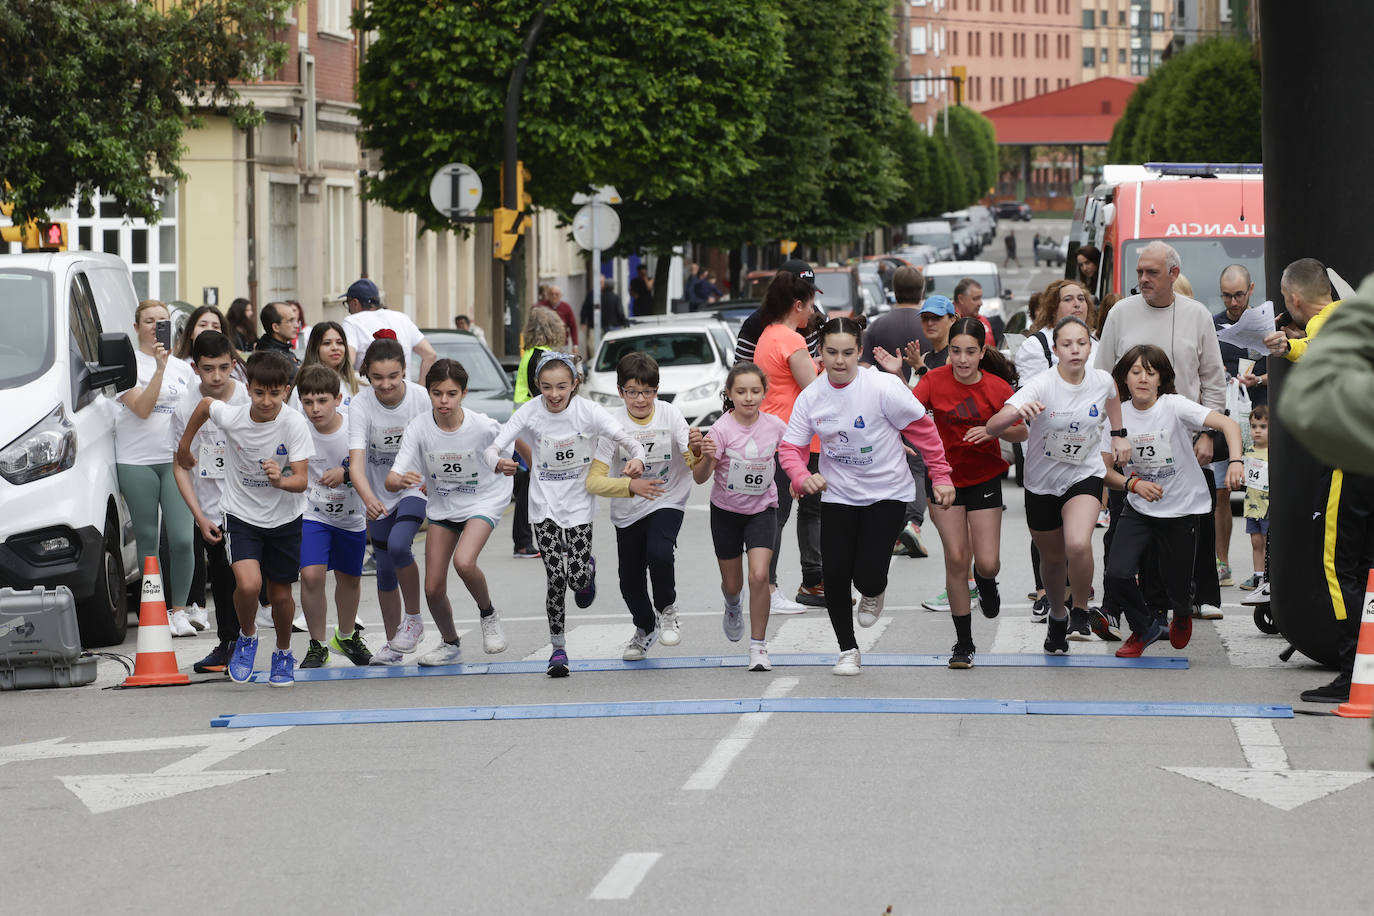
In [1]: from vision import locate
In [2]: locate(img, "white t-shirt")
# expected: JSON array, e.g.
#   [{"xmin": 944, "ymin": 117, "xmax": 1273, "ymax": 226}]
[
  {"xmin": 343, "ymin": 309, "xmax": 427, "ymax": 371},
  {"xmin": 115, "ymin": 352, "xmax": 197, "ymax": 465},
  {"xmin": 1122, "ymin": 394, "xmax": 1214, "ymax": 518},
  {"xmin": 484, "ymin": 396, "xmax": 646, "ymax": 529},
  {"xmin": 347, "ymin": 381, "xmax": 430, "ymax": 514},
  {"xmin": 1008, "ymin": 366, "xmax": 1117, "ymax": 496},
  {"xmin": 392, "ymin": 409, "xmax": 513, "ymax": 525},
  {"xmin": 171, "ymin": 382, "xmax": 250, "ymax": 523},
  {"xmin": 1013, "ymin": 329, "xmax": 1100, "ymax": 385},
  {"xmin": 783, "ymin": 366, "xmax": 928, "ymax": 506},
  {"xmin": 305, "ymin": 420, "xmax": 366, "ymax": 532},
  {"xmin": 594, "ymin": 400, "xmax": 693, "ymax": 528},
  {"xmin": 207, "ymin": 400, "xmax": 315, "ymax": 528}
]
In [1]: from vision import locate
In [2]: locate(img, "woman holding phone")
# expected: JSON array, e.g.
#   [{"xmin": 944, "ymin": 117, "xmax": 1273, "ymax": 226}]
[{"xmin": 115, "ymin": 300, "xmax": 199, "ymax": 636}]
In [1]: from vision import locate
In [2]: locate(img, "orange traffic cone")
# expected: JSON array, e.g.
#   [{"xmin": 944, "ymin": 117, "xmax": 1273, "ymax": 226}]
[
  {"xmin": 122, "ymin": 557, "xmax": 190, "ymax": 687},
  {"xmin": 1336, "ymin": 570, "xmax": 1374, "ymax": 718}
]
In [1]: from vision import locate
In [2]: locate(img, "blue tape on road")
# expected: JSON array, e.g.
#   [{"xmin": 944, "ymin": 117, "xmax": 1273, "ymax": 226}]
[{"xmin": 211, "ymin": 696, "xmax": 1290, "ymax": 729}]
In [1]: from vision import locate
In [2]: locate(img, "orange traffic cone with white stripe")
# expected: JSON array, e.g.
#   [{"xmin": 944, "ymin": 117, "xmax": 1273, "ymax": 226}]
[
  {"xmin": 1336, "ymin": 570, "xmax": 1374, "ymax": 718},
  {"xmin": 122, "ymin": 557, "xmax": 190, "ymax": 687}
]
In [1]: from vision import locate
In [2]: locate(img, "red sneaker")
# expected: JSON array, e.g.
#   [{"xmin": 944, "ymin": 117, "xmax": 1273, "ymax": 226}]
[
  {"xmin": 1169, "ymin": 613, "xmax": 1192, "ymax": 649},
  {"xmin": 1115, "ymin": 621, "xmax": 1163, "ymax": 658}
]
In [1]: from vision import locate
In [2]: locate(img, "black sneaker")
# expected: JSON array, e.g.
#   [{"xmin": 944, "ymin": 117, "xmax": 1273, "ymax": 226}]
[
  {"xmin": 329, "ymin": 630, "xmax": 374, "ymax": 666},
  {"xmin": 948, "ymin": 643, "xmax": 975, "ymax": 669},
  {"xmin": 1088, "ymin": 607, "xmax": 1121, "ymax": 641},
  {"xmin": 975, "ymin": 575, "xmax": 1001, "ymax": 619},
  {"xmin": 300, "ymin": 639, "xmax": 329, "ymax": 669},
  {"xmin": 1067, "ymin": 607, "xmax": 1093, "ymax": 641},
  {"xmin": 1044, "ymin": 615, "xmax": 1069, "ymax": 655},
  {"xmin": 1031, "ymin": 595, "xmax": 1049, "ymax": 623},
  {"xmin": 1300, "ymin": 674, "xmax": 1352, "ymax": 704},
  {"xmin": 193, "ymin": 643, "xmax": 230, "ymax": 674}
]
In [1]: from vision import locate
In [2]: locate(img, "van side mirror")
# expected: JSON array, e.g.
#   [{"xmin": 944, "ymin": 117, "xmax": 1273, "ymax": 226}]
[{"xmin": 87, "ymin": 333, "xmax": 137, "ymax": 392}]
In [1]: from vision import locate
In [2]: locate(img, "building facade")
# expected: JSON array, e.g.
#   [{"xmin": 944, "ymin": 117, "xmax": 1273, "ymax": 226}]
[{"xmin": 1079, "ymin": 0, "xmax": 1176, "ymax": 79}]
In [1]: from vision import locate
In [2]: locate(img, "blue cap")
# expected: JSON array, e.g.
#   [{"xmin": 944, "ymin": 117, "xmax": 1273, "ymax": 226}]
[
  {"xmin": 342, "ymin": 278, "xmax": 380, "ymax": 304},
  {"xmin": 920, "ymin": 294, "xmax": 955, "ymax": 317}
]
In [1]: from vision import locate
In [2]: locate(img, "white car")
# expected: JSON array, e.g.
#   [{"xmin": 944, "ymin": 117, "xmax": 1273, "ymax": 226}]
[{"xmin": 584, "ymin": 321, "xmax": 733, "ymax": 427}]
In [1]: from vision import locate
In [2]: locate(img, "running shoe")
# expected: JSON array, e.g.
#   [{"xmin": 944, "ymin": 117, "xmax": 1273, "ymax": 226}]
[
  {"xmin": 622, "ymin": 628, "xmax": 657, "ymax": 662},
  {"xmin": 1300, "ymin": 674, "xmax": 1352, "ymax": 704},
  {"xmin": 255, "ymin": 605, "xmax": 274, "ymax": 629},
  {"xmin": 657, "ymin": 605, "xmax": 682, "ymax": 646},
  {"xmin": 169, "ymin": 608, "xmax": 196, "ymax": 638},
  {"xmin": 899, "ymin": 522, "xmax": 928, "ymax": 558},
  {"xmin": 291, "ymin": 608, "xmax": 307, "ymax": 633},
  {"xmin": 368, "ymin": 644, "xmax": 406, "ymax": 666},
  {"xmin": 1096, "ymin": 507, "xmax": 1111, "ymax": 529},
  {"xmin": 769, "ymin": 589, "xmax": 806, "ymax": 615},
  {"xmin": 1031, "ymin": 595, "xmax": 1049, "ymax": 623},
  {"xmin": 1240, "ymin": 581, "xmax": 1270, "ymax": 607},
  {"xmin": 892, "ymin": 540, "xmax": 910, "ymax": 557},
  {"xmin": 390, "ymin": 615, "xmax": 425, "ymax": 653},
  {"xmin": 361, "ymin": 550, "xmax": 377, "ymax": 576},
  {"xmin": 513, "ymin": 545, "xmax": 541, "ymax": 559},
  {"xmin": 480, "ymin": 612, "xmax": 508, "ymax": 654},
  {"xmin": 300, "ymin": 639, "xmax": 330, "ymax": 669},
  {"xmin": 330, "ymin": 629, "xmax": 374, "ymax": 666},
  {"xmin": 795, "ymin": 583, "xmax": 827, "ymax": 607},
  {"xmin": 975, "ymin": 575, "xmax": 1001, "ymax": 619},
  {"xmin": 922, "ymin": 582, "xmax": 979, "ymax": 612},
  {"xmin": 832, "ymin": 648, "xmax": 862, "ymax": 676},
  {"xmin": 419, "ymin": 640, "xmax": 462, "ymax": 666},
  {"xmin": 1088, "ymin": 607, "xmax": 1122, "ymax": 642},
  {"xmin": 1067, "ymin": 607, "xmax": 1093, "ymax": 641},
  {"xmin": 227, "ymin": 634, "xmax": 258, "ymax": 683},
  {"xmin": 1115, "ymin": 619, "xmax": 1164, "ymax": 658},
  {"xmin": 948, "ymin": 643, "xmax": 975, "ymax": 669},
  {"xmin": 1191, "ymin": 603, "xmax": 1224, "ymax": 620},
  {"xmin": 547, "ymin": 647, "xmax": 570, "ymax": 678},
  {"xmin": 1043, "ymin": 616, "xmax": 1069, "ymax": 655},
  {"xmin": 1216, "ymin": 561, "xmax": 1234, "ymax": 587},
  {"xmin": 268, "ymin": 649, "xmax": 294, "ymax": 687},
  {"xmin": 1239, "ymin": 572, "xmax": 1263, "ymax": 590},
  {"xmin": 574, "ymin": 558, "xmax": 598, "ymax": 608},
  {"xmin": 857, "ymin": 592, "xmax": 885, "ymax": 628},
  {"xmin": 193, "ymin": 643, "xmax": 230, "ymax": 674},
  {"xmin": 748, "ymin": 643, "xmax": 772, "ymax": 672},
  {"xmin": 1169, "ymin": 610, "xmax": 1193, "ymax": 649},
  {"xmin": 1026, "ymin": 589, "xmax": 1039, "ymax": 601},
  {"xmin": 186, "ymin": 604, "xmax": 209, "ymax": 632},
  {"xmin": 722, "ymin": 596, "xmax": 745, "ymax": 642}
]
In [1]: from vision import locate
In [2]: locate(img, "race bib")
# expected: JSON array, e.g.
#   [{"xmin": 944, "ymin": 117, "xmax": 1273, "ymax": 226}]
[
  {"xmin": 1244, "ymin": 457, "xmax": 1269, "ymax": 493},
  {"xmin": 198, "ymin": 444, "xmax": 226, "ymax": 480},
  {"xmin": 823, "ymin": 434, "xmax": 874, "ymax": 467},
  {"xmin": 1129, "ymin": 431, "xmax": 1174, "ymax": 470},
  {"xmin": 430, "ymin": 449, "xmax": 479, "ymax": 488},
  {"xmin": 309, "ymin": 483, "xmax": 349, "ymax": 517},
  {"xmin": 370, "ymin": 424, "xmax": 405, "ymax": 458},
  {"xmin": 537, "ymin": 434, "xmax": 592, "ymax": 480},
  {"xmin": 727, "ymin": 457, "xmax": 772, "ymax": 495},
  {"xmin": 1045, "ymin": 430, "xmax": 1092, "ymax": 465},
  {"xmin": 630, "ymin": 428, "xmax": 672, "ymax": 478}
]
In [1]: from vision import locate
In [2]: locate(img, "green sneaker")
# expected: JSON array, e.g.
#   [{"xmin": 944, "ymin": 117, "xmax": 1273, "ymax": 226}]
[
  {"xmin": 920, "ymin": 581, "xmax": 979, "ymax": 612},
  {"xmin": 300, "ymin": 639, "xmax": 330, "ymax": 669},
  {"xmin": 329, "ymin": 629, "xmax": 374, "ymax": 666}
]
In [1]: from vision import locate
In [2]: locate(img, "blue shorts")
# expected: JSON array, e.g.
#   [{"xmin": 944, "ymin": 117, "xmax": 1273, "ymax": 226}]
[
  {"xmin": 224, "ymin": 514, "xmax": 302, "ymax": 584},
  {"xmin": 1246, "ymin": 517, "xmax": 1269, "ymax": 536},
  {"xmin": 300, "ymin": 518, "xmax": 367, "ymax": 576}
]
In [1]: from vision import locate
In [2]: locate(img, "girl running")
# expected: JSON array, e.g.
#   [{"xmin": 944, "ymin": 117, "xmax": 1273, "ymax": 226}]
[
  {"xmin": 985, "ymin": 316, "xmax": 1130, "ymax": 654},
  {"xmin": 780, "ymin": 317, "xmax": 955, "ymax": 676},
  {"xmin": 1103, "ymin": 345, "xmax": 1242, "ymax": 657},
  {"xmin": 387, "ymin": 359, "xmax": 513, "ymax": 665},
  {"xmin": 485, "ymin": 352, "xmax": 646, "ymax": 677},
  {"xmin": 692, "ymin": 362, "xmax": 789, "ymax": 672},
  {"xmin": 300, "ymin": 321, "xmax": 364, "ymax": 408},
  {"xmin": 347, "ymin": 334, "xmax": 431, "ymax": 665}
]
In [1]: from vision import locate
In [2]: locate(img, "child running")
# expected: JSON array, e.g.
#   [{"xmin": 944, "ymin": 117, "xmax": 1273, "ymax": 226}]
[
  {"xmin": 485, "ymin": 352, "xmax": 646, "ymax": 677},
  {"xmin": 587, "ymin": 352, "xmax": 695, "ymax": 661},
  {"xmin": 296, "ymin": 364, "xmax": 373, "ymax": 668},
  {"xmin": 780, "ymin": 317, "xmax": 955, "ymax": 676},
  {"xmin": 693, "ymin": 362, "xmax": 789, "ymax": 671},
  {"xmin": 386, "ymin": 359, "xmax": 513, "ymax": 665},
  {"xmin": 1241, "ymin": 405, "xmax": 1270, "ymax": 591},
  {"xmin": 985, "ymin": 316, "xmax": 1130, "ymax": 654},
  {"xmin": 347, "ymin": 334, "xmax": 431, "ymax": 665},
  {"xmin": 1102, "ymin": 345, "xmax": 1243, "ymax": 657}
]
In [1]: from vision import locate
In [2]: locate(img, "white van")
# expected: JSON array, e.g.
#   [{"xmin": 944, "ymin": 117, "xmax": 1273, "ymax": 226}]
[{"xmin": 0, "ymin": 252, "xmax": 140, "ymax": 646}]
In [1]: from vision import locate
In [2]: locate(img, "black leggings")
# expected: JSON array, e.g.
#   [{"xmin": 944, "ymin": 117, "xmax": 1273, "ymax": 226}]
[
  {"xmin": 615, "ymin": 509, "xmax": 684, "ymax": 634},
  {"xmin": 820, "ymin": 500, "xmax": 907, "ymax": 651},
  {"xmin": 1104, "ymin": 504, "xmax": 1197, "ymax": 634},
  {"xmin": 196, "ymin": 526, "xmax": 239, "ymax": 645}
]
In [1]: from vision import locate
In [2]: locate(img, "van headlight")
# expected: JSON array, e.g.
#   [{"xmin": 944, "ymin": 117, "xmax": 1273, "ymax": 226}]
[
  {"xmin": 680, "ymin": 381, "xmax": 718, "ymax": 402},
  {"xmin": 0, "ymin": 405, "xmax": 76, "ymax": 485}
]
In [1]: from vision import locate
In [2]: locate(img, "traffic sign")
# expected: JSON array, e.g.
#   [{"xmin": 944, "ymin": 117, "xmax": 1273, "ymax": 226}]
[
  {"xmin": 571, "ymin": 201, "xmax": 620, "ymax": 251},
  {"xmin": 572, "ymin": 185, "xmax": 622, "ymax": 206},
  {"xmin": 429, "ymin": 163, "xmax": 483, "ymax": 220}
]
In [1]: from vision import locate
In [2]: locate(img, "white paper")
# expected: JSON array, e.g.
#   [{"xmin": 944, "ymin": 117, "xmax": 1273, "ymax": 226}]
[{"xmin": 1216, "ymin": 300, "xmax": 1275, "ymax": 356}]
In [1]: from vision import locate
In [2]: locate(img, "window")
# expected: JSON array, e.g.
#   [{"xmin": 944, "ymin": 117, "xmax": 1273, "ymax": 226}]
[
  {"xmin": 910, "ymin": 80, "xmax": 926, "ymax": 103},
  {"xmin": 952, "ymin": 30, "xmax": 958, "ymax": 55},
  {"xmin": 911, "ymin": 26, "xmax": 927, "ymax": 54},
  {"xmin": 1083, "ymin": 46, "xmax": 1095, "ymax": 66},
  {"xmin": 1152, "ymin": 12, "xmax": 1165, "ymax": 29},
  {"xmin": 1119, "ymin": 10, "xmax": 1127, "ymax": 25},
  {"xmin": 1082, "ymin": 9, "xmax": 1094, "ymax": 28},
  {"xmin": 1119, "ymin": 48, "xmax": 1127, "ymax": 64},
  {"xmin": 61, "ymin": 184, "xmax": 178, "ymax": 301},
  {"xmin": 326, "ymin": 184, "xmax": 355, "ymax": 298},
  {"xmin": 1100, "ymin": 9, "xmax": 1109, "ymax": 25},
  {"xmin": 267, "ymin": 179, "xmax": 299, "ymax": 302},
  {"xmin": 1101, "ymin": 47, "xmax": 1109, "ymax": 63},
  {"xmin": 68, "ymin": 273, "xmax": 101, "ymax": 364}
]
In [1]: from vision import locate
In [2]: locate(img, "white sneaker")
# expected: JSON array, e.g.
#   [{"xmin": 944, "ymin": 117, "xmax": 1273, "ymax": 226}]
[
  {"xmin": 769, "ymin": 589, "xmax": 806, "ymax": 615},
  {"xmin": 657, "ymin": 604, "xmax": 682, "ymax": 646},
  {"xmin": 1240, "ymin": 581, "xmax": 1270, "ymax": 607},
  {"xmin": 418, "ymin": 641, "xmax": 462, "ymax": 666},
  {"xmin": 255, "ymin": 605, "xmax": 274, "ymax": 629},
  {"xmin": 480, "ymin": 612, "xmax": 507, "ymax": 654},
  {"xmin": 185, "ymin": 604, "xmax": 209, "ymax": 631},
  {"xmin": 291, "ymin": 608, "xmax": 307, "ymax": 633},
  {"xmin": 857, "ymin": 592, "xmax": 885, "ymax": 628},
  {"xmin": 168, "ymin": 609, "xmax": 196, "ymax": 637},
  {"xmin": 390, "ymin": 615, "xmax": 424, "ymax": 653},
  {"xmin": 833, "ymin": 648, "xmax": 862, "ymax": 676},
  {"xmin": 622, "ymin": 628, "xmax": 658, "ymax": 661},
  {"xmin": 722, "ymin": 598, "xmax": 744, "ymax": 642},
  {"xmin": 748, "ymin": 643, "xmax": 772, "ymax": 672},
  {"xmin": 368, "ymin": 644, "xmax": 406, "ymax": 666}
]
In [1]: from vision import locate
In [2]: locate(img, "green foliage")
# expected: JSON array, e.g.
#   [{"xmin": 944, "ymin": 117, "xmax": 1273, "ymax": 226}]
[
  {"xmin": 0, "ymin": 0, "xmax": 291, "ymax": 224},
  {"xmin": 943, "ymin": 105, "xmax": 997, "ymax": 205},
  {"xmin": 881, "ymin": 114, "xmax": 932, "ymax": 225}
]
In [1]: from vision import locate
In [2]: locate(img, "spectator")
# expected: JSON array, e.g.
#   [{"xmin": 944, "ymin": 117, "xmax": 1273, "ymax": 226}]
[
  {"xmin": 286, "ymin": 300, "xmax": 308, "ymax": 351},
  {"xmin": 255, "ymin": 301, "xmax": 301, "ymax": 378},
  {"xmin": 1003, "ymin": 232, "xmax": 1020, "ymax": 268},
  {"xmin": 1174, "ymin": 273, "xmax": 1194, "ymax": 298},
  {"xmin": 1239, "ymin": 404, "xmax": 1270, "ymax": 591},
  {"xmin": 340, "ymin": 278, "xmax": 438, "ymax": 381},
  {"xmin": 694, "ymin": 269, "xmax": 724, "ymax": 306},
  {"xmin": 541, "ymin": 284, "xmax": 579, "ymax": 348},
  {"xmin": 683, "ymin": 261, "xmax": 703, "ymax": 311},
  {"xmin": 953, "ymin": 277, "xmax": 995, "ymax": 346},
  {"xmin": 1032, "ymin": 231, "xmax": 1042, "ymax": 266},
  {"xmin": 1094, "ymin": 292, "xmax": 1119, "ymax": 337},
  {"xmin": 225, "ymin": 297, "xmax": 256, "ymax": 354},
  {"xmin": 630, "ymin": 263, "xmax": 654, "ymax": 315},
  {"xmin": 735, "ymin": 259, "xmax": 824, "ymax": 365},
  {"xmin": 917, "ymin": 295, "xmax": 956, "ymax": 370},
  {"xmin": 453, "ymin": 314, "xmax": 488, "ymax": 346},
  {"xmin": 579, "ymin": 274, "xmax": 628, "ymax": 356},
  {"xmin": 1076, "ymin": 244, "xmax": 1102, "ymax": 295}
]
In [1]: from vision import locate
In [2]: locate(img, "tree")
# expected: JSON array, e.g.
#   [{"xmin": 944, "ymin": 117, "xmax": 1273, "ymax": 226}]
[
  {"xmin": 0, "ymin": 0, "xmax": 291, "ymax": 224},
  {"xmin": 944, "ymin": 105, "xmax": 998, "ymax": 204}
]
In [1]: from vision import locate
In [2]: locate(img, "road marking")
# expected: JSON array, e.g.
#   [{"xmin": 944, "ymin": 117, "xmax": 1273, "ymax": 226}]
[
  {"xmin": 589, "ymin": 852, "xmax": 662, "ymax": 900},
  {"xmin": 523, "ymin": 624, "xmax": 632, "ymax": 662},
  {"xmin": 1213, "ymin": 617, "xmax": 1293, "ymax": 668},
  {"xmin": 767, "ymin": 617, "xmax": 890, "ymax": 654},
  {"xmin": 990, "ymin": 617, "xmax": 1118, "ymax": 655},
  {"xmin": 681, "ymin": 677, "xmax": 799, "ymax": 791}
]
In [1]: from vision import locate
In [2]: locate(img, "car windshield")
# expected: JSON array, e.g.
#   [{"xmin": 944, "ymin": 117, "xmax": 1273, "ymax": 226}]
[
  {"xmin": 814, "ymin": 274, "xmax": 854, "ymax": 314},
  {"xmin": 909, "ymin": 225, "xmax": 953, "ymax": 248},
  {"xmin": 923, "ymin": 271, "xmax": 1001, "ymax": 300},
  {"xmin": 427, "ymin": 336, "xmax": 509, "ymax": 392},
  {"xmin": 0, "ymin": 270, "xmax": 54, "ymax": 389},
  {"xmin": 596, "ymin": 332, "xmax": 715, "ymax": 373},
  {"xmin": 1123, "ymin": 238, "xmax": 1266, "ymax": 311}
]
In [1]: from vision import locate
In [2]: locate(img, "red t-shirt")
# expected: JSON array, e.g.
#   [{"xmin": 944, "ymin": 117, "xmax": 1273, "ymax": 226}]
[{"xmin": 913, "ymin": 365, "xmax": 1014, "ymax": 488}]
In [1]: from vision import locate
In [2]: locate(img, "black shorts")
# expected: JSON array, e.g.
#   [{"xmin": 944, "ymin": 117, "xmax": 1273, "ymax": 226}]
[
  {"xmin": 1024, "ymin": 476, "xmax": 1104, "ymax": 532},
  {"xmin": 926, "ymin": 476, "xmax": 1005, "ymax": 511},
  {"xmin": 710, "ymin": 504, "xmax": 777, "ymax": 559},
  {"xmin": 224, "ymin": 514, "xmax": 303, "ymax": 584}
]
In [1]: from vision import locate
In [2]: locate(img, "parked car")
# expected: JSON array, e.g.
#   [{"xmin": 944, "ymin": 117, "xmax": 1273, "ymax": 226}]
[
  {"xmin": 1034, "ymin": 235, "xmax": 1066, "ymax": 267},
  {"xmin": 413, "ymin": 329, "xmax": 516, "ymax": 423},
  {"xmin": 919, "ymin": 260, "xmax": 1012, "ymax": 329},
  {"xmin": 994, "ymin": 200, "xmax": 1033, "ymax": 221},
  {"xmin": 856, "ymin": 263, "xmax": 892, "ymax": 314},
  {"xmin": 904, "ymin": 220, "xmax": 956, "ymax": 261},
  {"xmin": 888, "ymin": 244, "xmax": 941, "ymax": 268},
  {"xmin": 744, "ymin": 265, "xmax": 862, "ymax": 318},
  {"xmin": 584, "ymin": 321, "xmax": 731, "ymax": 427}
]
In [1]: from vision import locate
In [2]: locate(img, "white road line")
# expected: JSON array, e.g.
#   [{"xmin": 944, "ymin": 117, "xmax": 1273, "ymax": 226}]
[
  {"xmin": 768, "ymin": 617, "xmax": 891, "ymax": 654},
  {"xmin": 589, "ymin": 852, "xmax": 662, "ymax": 900},
  {"xmin": 989, "ymin": 617, "xmax": 1117, "ymax": 655},
  {"xmin": 1232, "ymin": 717, "xmax": 1289, "ymax": 770},
  {"xmin": 681, "ymin": 676, "xmax": 799, "ymax": 792},
  {"xmin": 524, "ymin": 624, "xmax": 634, "ymax": 661}
]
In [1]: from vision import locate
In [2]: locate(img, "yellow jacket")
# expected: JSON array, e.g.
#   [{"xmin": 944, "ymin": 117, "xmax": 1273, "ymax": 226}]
[{"xmin": 1284, "ymin": 300, "xmax": 1342, "ymax": 362}]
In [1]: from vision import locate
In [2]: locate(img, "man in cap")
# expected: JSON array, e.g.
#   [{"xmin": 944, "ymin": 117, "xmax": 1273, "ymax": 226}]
[{"xmin": 340, "ymin": 278, "xmax": 437, "ymax": 381}]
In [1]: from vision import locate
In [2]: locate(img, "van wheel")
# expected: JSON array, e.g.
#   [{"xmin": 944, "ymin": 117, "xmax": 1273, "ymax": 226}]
[{"xmin": 76, "ymin": 526, "xmax": 129, "ymax": 647}]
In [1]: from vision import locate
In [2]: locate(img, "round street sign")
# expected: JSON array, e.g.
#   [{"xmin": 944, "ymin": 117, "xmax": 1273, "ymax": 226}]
[
  {"xmin": 571, "ymin": 201, "xmax": 620, "ymax": 251},
  {"xmin": 429, "ymin": 163, "xmax": 483, "ymax": 219}
]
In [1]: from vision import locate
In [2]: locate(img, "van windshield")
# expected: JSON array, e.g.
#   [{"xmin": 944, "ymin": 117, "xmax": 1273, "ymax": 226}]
[
  {"xmin": 1123, "ymin": 239, "xmax": 1266, "ymax": 312},
  {"xmin": 0, "ymin": 270, "xmax": 55, "ymax": 389},
  {"xmin": 908, "ymin": 224, "xmax": 953, "ymax": 249}
]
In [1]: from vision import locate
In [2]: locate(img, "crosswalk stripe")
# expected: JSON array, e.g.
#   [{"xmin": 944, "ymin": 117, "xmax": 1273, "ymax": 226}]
[{"xmin": 767, "ymin": 617, "xmax": 891, "ymax": 654}]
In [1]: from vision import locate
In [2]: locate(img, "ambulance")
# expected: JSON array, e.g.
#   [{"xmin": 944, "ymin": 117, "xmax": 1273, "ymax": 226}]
[{"xmin": 1068, "ymin": 163, "xmax": 1266, "ymax": 312}]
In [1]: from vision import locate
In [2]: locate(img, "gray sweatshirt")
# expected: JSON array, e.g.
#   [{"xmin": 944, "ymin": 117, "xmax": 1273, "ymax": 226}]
[{"xmin": 1094, "ymin": 293, "xmax": 1227, "ymax": 410}]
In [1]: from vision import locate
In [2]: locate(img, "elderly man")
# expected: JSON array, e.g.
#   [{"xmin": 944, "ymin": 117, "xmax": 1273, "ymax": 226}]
[
  {"xmin": 952, "ymin": 277, "xmax": 995, "ymax": 346},
  {"xmin": 1096, "ymin": 241, "xmax": 1229, "ymax": 623},
  {"xmin": 340, "ymin": 278, "xmax": 437, "ymax": 380}
]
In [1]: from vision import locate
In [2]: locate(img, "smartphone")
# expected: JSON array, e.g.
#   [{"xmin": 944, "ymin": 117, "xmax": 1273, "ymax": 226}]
[{"xmin": 155, "ymin": 319, "xmax": 172, "ymax": 351}]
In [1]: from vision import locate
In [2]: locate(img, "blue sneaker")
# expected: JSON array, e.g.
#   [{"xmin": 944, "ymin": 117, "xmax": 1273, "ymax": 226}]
[
  {"xmin": 547, "ymin": 647, "xmax": 570, "ymax": 678},
  {"xmin": 268, "ymin": 649, "xmax": 295, "ymax": 687},
  {"xmin": 227, "ymin": 634, "xmax": 259, "ymax": 683},
  {"xmin": 574, "ymin": 557, "xmax": 597, "ymax": 609}
]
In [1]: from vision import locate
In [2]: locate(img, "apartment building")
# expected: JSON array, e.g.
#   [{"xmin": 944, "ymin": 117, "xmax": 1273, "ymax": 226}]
[{"xmin": 1079, "ymin": 1, "xmax": 1175, "ymax": 79}]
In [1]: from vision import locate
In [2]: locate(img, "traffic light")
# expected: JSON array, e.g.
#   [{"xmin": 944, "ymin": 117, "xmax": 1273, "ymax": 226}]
[
  {"xmin": 500, "ymin": 160, "xmax": 533, "ymax": 233},
  {"xmin": 492, "ymin": 207, "xmax": 520, "ymax": 260},
  {"xmin": 32, "ymin": 221, "xmax": 67, "ymax": 252}
]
